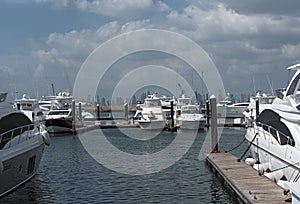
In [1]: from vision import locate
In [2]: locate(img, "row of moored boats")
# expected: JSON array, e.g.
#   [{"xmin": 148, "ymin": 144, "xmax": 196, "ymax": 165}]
[{"xmin": 135, "ymin": 94, "xmax": 206, "ymax": 130}]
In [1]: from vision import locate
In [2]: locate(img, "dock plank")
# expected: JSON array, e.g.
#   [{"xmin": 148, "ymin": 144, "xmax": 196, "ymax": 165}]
[{"xmin": 206, "ymin": 152, "xmax": 290, "ymax": 203}]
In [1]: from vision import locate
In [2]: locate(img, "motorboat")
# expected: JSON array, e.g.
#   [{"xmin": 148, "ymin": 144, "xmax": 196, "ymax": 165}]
[
  {"xmin": 174, "ymin": 95, "xmax": 205, "ymax": 130},
  {"xmin": 0, "ymin": 93, "xmax": 50, "ymax": 197},
  {"xmin": 243, "ymin": 92, "xmax": 276, "ymax": 124},
  {"xmin": 137, "ymin": 94, "xmax": 165, "ymax": 130},
  {"xmin": 177, "ymin": 104, "xmax": 206, "ymax": 130},
  {"xmin": 217, "ymin": 98, "xmax": 249, "ymax": 118},
  {"xmin": 45, "ymin": 109, "xmax": 73, "ymax": 134},
  {"xmin": 14, "ymin": 94, "xmax": 44, "ymax": 124},
  {"xmin": 44, "ymin": 92, "xmax": 74, "ymax": 134},
  {"xmin": 244, "ymin": 63, "xmax": 300, "ymax": 189}
]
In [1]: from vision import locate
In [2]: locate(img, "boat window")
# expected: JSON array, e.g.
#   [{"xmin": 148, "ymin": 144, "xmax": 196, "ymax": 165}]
[
  {"xmin": 259, "ymin": 98, "xmax": 275, "ymax": 104},
  {"xmin": 48, "ymin": 111, "xmax": 70, "ymax": 115},
  {"xmin": 286, "ymin": 72, "xmax": 300, "ymax": 96},
  {"xmin": 145, "ymin": 100, "xmax": 161, "ymax": 107},
  {"xmin": 256, "ymin": 110, "xmax": 295, "ymax": 146},
  {"xmin": 0, "ymin": 113, "xmax": 33, "ymax": 149}
]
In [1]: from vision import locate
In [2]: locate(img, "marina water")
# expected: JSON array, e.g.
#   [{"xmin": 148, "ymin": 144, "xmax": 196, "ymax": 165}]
[{"xmin": 1, "ymin": 127, "xmax": 247, "ymax": 204}]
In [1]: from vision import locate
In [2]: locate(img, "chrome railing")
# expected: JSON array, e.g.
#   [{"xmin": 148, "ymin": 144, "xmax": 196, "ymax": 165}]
[
  {"xmin": 0, "ymin": 124, "xmax": 38, "ymax": 149},
  {"xmin": 255, "ymin": 121, "xmax": 295, "ymax": 146}
]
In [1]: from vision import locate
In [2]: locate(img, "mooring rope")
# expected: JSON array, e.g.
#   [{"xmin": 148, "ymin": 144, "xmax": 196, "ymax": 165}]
[
  {"xmin": 225, "ymin": 137, "xmax": 247, "ymax": 153},
  {"xmin": 268, "ymin": 162, "xmax": 300, "ymax": 173},
  {"xmin": 237, "ymin": 133, "xmax": 258, "ymax": 162}
]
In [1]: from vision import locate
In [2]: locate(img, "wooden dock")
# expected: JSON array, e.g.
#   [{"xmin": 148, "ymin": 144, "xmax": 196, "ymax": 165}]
[
  {"xmin": 75, "ymin": 123, "xmax": 139, "ymax": 134},
  {"xmin": 206, "ymin": 152, "xmax": 290, "ymax": 203}
]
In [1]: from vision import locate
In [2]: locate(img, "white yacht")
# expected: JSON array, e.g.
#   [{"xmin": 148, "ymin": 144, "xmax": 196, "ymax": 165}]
[
  {"xmin": 0, "ymin": 93, "xmax": 49, "ymax": 197},
  {"xmin": 177, "ymin": 104, "xmax": 206, "ymax": 130},
  {"xmin": 217, "ymin": 99, "xmax": 249, "ymax": 118},
  {"xmin": 137, "ymin": 94, "xmax": 165, "ymax": 130},
  {"xmin": 14, "ymin": 94, "xmax": 44, "ymax": 124},
  {"xmin": 44, "ymin": 92, "xmax": 74, "ymax": 134},
  {"xmin": 245, "ymin": 64, "xmax": 300, "ymax": 189},
  {"xmin": 175, "ymin": 95, "xmax": 205, "ymax": 130}
]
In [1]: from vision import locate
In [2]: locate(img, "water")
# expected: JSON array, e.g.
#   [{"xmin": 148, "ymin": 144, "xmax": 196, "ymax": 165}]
[{"xmin": 0, "ymin": 127, "xmax": 247, "ymax": 204}]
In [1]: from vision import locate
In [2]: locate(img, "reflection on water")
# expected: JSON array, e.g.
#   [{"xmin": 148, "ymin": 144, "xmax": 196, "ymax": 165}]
[{"xmin": 0, "ymin": 128, "xmax": 246, "ymax": 203}]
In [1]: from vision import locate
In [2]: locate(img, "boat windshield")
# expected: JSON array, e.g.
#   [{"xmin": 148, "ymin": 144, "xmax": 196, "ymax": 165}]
[
  {"xmin": 144, "ymin": 100, "xmax": 161, "ymax": 107},
  {"xmin": 286, "ymin": 71, "xmax": 300, "ymax": 97},
  {"xmin": 182, "ymin": 107, "xmax": 199, "ymax": 114},
  {"xmin": 259, "ymin": 97, "xmax": 275, "ymax": 104}
]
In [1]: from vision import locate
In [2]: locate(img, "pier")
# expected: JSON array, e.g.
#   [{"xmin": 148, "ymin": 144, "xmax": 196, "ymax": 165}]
[
  {"xmin": 206, "ymin": 152, "xmax": 290, "ymax": 203},
  {"xmin": 206, "ymin": 95, "xmax": 291, "ymax": 203}
]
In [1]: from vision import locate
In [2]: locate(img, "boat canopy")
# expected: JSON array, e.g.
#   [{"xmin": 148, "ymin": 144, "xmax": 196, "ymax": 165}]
[
  {"xmin": 0, "ymin": 106, "xmax": 33, "ymax": 149},
  {"xmin": 287, "ymin": 63, "xmax": 300, "ymax": 70},
  {"xmin": 256, "ymin": 109, "xmax": 294, "ymax": 146}
]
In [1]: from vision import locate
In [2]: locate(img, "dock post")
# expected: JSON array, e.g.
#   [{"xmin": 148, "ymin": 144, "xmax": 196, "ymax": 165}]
[
  {"xmin": 78, "ymin": 102, "xmax": 82, "ymax": 124},
  {"xmin": 255, "ymin": 99, "xmax": 259, "ymax": 118},
  {"xmin": 210, "ymin": 95, "xmax": 218, "ymax": 153},
  {"xmin": 170, "ymin": 100, "xmax": 174, "ymax": 131},
  {"xmin": 72, "ymin": 100, "xmax": 76, "ymax": 135},
  {"xmin": 97, "ymin": 104, "xmax": 100, "ymax": 120},
  {"xmin": 124, "ymin": 103, "xmax": 129, "ymax": 121},
  {"xmin": 206, "ymin": 100, "xmax": 210, "ymax": 130}
]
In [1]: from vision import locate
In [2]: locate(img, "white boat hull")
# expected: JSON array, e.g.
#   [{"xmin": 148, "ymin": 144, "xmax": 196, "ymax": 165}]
[
  {"xmin": 245, "ymin": 126, "xmax": 300, "ymax": 183},
  {"xmin": 138, "ymin": 119, "xmax": 165, "ymax": 130},
  {"xmin": 217, "ymin": 105, "xmax": 247, "ymax": 118},
  {"xmin": 179, "ymin": 119, "xmax": 206, "ymax": 130},
  {"xmin": 0, "ymin": 136, "xmax": 45, "ymax": 197}
]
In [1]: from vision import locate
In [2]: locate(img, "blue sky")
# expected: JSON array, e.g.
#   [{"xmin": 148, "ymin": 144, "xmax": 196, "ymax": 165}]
[{"xmin": 1, "ymin": 0, "xmax": 300, "ymax": 102}]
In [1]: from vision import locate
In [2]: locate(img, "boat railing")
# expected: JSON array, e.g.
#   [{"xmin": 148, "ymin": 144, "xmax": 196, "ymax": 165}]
[
  {"xmin": 0, "ymin": 124, "xmax": 38, "ymax": 149},
  {"xmin": 255, "ymin": 121, "xmax": 295, "ymax": 146}
]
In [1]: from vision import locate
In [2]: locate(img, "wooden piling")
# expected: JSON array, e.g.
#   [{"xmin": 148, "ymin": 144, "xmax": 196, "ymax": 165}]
[
  {"xmin": 124, "ymin": 103, "xmax": 129, "ymax": 121},
  {"xmin": 78, "ymin": 102, "xmax": 82, "ymax": 124},
  {"xmin": 170, "ymin": 100, "xmax": 174, "ymax": 131},
  {"xmin": 206, "ymin": 100, "xmax": 210, "ymax": 130},
  {"xmin": 210, "ymin": 95, "xmax": 218, "ymax": 153},
  {"xmin": 72, "ymin": 100, "xmax": 76, "ymax": 135},
  {"xmin": 97, "ymin": 104, "xmax": 100, "ymax": 120}
]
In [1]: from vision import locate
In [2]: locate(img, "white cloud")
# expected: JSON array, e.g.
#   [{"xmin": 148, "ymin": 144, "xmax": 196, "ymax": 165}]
[
  {"xmin": 156, "ymin": 1, "xmax": 170, "ymax": 12},
  {"xmin": 3, "ymin": 0, "xmax": 300, "ymax": 96},
  {"xmin": 33, "ymin": 64, "xmax": 45, "ymax": 78},
  {"xmin": 281, "ymin": 43, "xmax": 300, "ymax": 59}
]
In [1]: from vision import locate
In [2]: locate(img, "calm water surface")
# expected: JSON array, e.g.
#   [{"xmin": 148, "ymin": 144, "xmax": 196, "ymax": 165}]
[{"xmin": 0, "ymin": 127, "xmax": 247, "ymax": 204}]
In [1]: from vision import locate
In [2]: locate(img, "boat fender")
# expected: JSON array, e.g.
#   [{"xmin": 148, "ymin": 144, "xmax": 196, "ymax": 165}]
[
  {"xmin": 277, "ymin": 175, "xmax": 288, "ymax": 190},
  {"xmin": 264, "ymin": 168, "xmax": 276, "ymax": 181},
  {"xmin": 41, "ymin": 129, "xmax": 51, "ymax": 146},
  {"xmin": 245, "ymin": 157, "xmax": 256, "ymax": 166},
  {"xmin": 253, "ymin": 161, "xmax": 264, "ymax": 173}
]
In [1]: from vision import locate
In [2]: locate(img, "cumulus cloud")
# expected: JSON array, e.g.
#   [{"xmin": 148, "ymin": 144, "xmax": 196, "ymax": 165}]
[
  {"xmin": 282, "ymin": 43, "xmax": 300, "ymax": 59},
  {"xmin": 28, "ymin": 0, "xmax": 170, "ymax": 19},
  {"xmin": 3, "ymin": 0, "xmax": 300, "ymax": 96}
]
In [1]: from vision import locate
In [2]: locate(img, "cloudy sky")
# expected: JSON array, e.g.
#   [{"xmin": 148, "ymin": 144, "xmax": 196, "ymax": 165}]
[{"xmin": 1, "ymin": 0, "xmax": 300, "ymax": 101}]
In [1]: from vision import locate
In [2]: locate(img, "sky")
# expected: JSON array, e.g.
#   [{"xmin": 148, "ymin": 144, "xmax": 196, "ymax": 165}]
[{"xmin": 1, "ymin": 0, "xmax": 300, "ymax": 102}]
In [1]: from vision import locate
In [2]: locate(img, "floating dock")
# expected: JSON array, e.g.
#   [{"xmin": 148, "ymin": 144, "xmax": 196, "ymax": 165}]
[{"xmin": 206, "ymin": 152, "xmax": 291, "ymax": 203}]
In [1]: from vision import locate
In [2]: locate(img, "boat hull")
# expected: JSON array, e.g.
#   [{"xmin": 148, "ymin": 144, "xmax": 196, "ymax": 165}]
[
  {"xmin": 217, "ymin": 105, "xmax": 248, "ymax": 118},
  {"xmin": 0, "ymin": 137, "xmax": 45, "ymax": 197},
  {"xmin": 179, "ymin": 119, "xmax": 206, "ymax": 130},
  {"xmin": 138, "ymin": 119, "xmax": 165, "ymax": 130},
  {"xmin": 45, "ymin": 118, "xmax": 73, "ymax": 134},
  {"xmin": 245, "ymin": 126, "xmax": 300, "ymax": 183}
]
